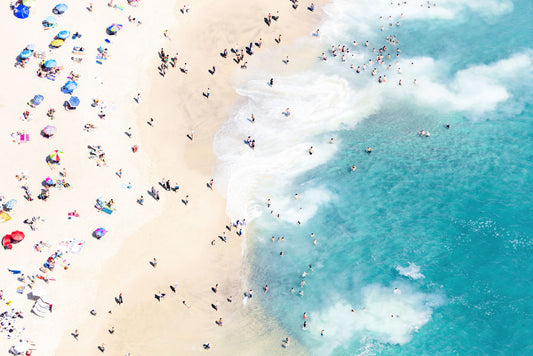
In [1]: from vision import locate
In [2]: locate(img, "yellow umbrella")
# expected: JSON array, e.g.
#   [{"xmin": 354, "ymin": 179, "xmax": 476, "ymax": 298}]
[{"xmin": 50, "ymin": 39, "xmax": 64, "ymax": 48}]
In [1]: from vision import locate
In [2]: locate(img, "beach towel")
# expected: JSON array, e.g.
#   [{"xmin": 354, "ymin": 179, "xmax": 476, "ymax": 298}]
[
  {"xmin": 19, "ymin": 134, "xmax": 30, "ymax": 143},
  {"xmin": 101, "ymin": 207, "xmax": 113, "ymax": 214},
  {"xmin": 69, "ymin": 238, "xmax": 85, "ymax": 254},
  {"xmin": 46, "ymin": 73, "xmax": 56, "ymax": 81}
]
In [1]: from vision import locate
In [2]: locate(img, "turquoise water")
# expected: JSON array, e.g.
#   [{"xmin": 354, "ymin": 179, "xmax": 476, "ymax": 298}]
[{"xmin": 214, "ymin": 0, "xmax": 533, "ymax": 354}]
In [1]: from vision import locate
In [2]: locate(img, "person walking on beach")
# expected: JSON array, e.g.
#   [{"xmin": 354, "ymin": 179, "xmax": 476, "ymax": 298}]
[
  {"xmin": 152, "ymin": 258, "xmax": 157, "ymax": 268},
  {"xmin": 138, "ymin": 195, "xmax": 144, "ymax": 205},
  {"xmin": 135, "ymin": 93, "xmax": 141, "ymax": 103}
]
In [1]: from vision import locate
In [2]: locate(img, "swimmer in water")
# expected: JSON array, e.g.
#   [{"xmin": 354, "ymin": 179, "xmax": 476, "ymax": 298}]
[
  {"xmin": 351, "ymin": 165, "xmax": 357, "ymax": 171},
  {"xmin": 366, "ymin": 147, "xmax": 372, "ymax": 153}
]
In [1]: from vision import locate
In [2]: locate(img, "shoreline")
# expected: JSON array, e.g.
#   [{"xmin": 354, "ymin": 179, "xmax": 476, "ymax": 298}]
[{"xmin": 0, "ymin": 0, "xmax": 326, "ymax": 354}]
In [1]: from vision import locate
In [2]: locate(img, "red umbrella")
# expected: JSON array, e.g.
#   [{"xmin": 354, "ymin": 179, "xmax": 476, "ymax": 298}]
[
  {"xmin": 10, "ymin": 231, "xmax": 25, "ymax": 242},
  {"xmin": 2, "ymin": 235, "xmax": 12, "ymax": 249}
]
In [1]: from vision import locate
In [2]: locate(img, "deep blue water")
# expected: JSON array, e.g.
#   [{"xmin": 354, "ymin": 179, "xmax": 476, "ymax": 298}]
[{"xmin": 215, "ymin": 0, "xmax": 533, "ymax": 354}]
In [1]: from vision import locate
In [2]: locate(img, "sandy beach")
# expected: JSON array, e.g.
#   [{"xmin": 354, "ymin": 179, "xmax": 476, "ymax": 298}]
[{"xmin": 1, "ymin": 0, "xmax": 324, "ymax": 354}]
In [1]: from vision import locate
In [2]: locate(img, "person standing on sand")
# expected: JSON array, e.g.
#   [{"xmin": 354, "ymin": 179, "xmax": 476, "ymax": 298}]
[{"xmin": 152, "ymin": 258, "xmax": 157, "ymax": 268}]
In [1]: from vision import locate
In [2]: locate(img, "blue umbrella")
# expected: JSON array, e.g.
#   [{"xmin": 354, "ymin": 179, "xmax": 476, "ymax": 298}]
[
  {"xmin": 44, "ymin": 15, "xmax": 57, "ymax": 24},
  {"xmin": 19, "ymin": 50, "xmax": 32, "ymax": 59},
  {"xmin": 14, "ymin": 4, "xmax": 29, "ymax": 19},
  {"xmin": 4, "ymin": 199, "xmax": 17, "ymax": 210},
  {"xmin": 69, "ymin": 96, "xmax": 80, "ymax": 107},
  {"xmin": 44, "ymin": 60, "xmax": 57, "ymax": 68},
  {"xmin": 62, "ymin": 81, "xmax": 77, "ymax": 94},
  {"xmin": 54, "ymin": 3, "xmax": 68, "ymax": 14},
  {"xmin": 33, "ymin": 95, "xmax": 44, "ymax": 105},
  {"xmin": 57, "ymin": 30, "xmax": 70, "ymax": 40}
]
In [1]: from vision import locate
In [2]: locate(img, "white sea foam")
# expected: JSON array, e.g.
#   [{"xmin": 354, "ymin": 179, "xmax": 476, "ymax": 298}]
[
  {"xmin": 321, "ymin": 0, "xmax": 513, "ymax": 42},
  {"xmin": 396, "ymin": 262, "xmax": 425, "ymax": 280},
  {"xmin": 213, "ymin": 71, "xmax": 380, "ymax": 220},
  {"xmin": 309, "ymin": 283, "xmax": 445, "ymax": 354}
]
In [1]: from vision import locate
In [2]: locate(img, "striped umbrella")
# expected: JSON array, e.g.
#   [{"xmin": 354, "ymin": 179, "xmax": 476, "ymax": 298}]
[
  {"xmin": 49, "ymin": 150, "xmax": 64, "ymax": 162},
  {"xmin": 106, "ymin": 24, "xmax": 122, "ymax": 35}
]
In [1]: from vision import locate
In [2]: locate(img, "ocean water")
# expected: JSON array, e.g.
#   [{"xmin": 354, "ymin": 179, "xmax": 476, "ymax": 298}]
[{"xmin": 213, "ymin": 0, "xmax": 533, "ymax": 354}]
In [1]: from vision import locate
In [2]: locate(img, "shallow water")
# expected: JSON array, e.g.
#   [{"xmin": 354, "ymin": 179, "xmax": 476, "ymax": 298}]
[{"xmin": 213, "ymin": 0, "xmax": 533, "ymax": 354}]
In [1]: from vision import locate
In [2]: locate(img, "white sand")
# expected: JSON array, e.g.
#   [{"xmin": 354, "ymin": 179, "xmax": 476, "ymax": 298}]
[{"xmin": 0, "ymin": 0, "xmax": 324, "ymax": 354}]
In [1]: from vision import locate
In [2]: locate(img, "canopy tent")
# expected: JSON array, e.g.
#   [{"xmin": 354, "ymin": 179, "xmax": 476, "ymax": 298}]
[
  {"xmin": 14, "ymin": 4, "xmax": 29, "ymax": 19},
  {"xmin": 57, "ymin": 30, "xmax": 70, "ymax": 40},
  {"xmin": 62, "ymin": 81, "xmax": 77, "ymax": 94},
  {"xmin": 31, "ymin": 297, "xmax": 53, "ymax": 317},
  {"xmin": 53, "ymin": 3, "xmax": 68, "ymax": 14}
]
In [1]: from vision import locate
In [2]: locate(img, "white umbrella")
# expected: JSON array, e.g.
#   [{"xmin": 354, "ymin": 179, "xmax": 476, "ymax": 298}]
[
  {"xmin": 14, "ymin": 341, "xmax": 30, "ymax": 353},
  {"xmin": 32, "ymin": 288, "xmax": 47, "ymax": 298}
]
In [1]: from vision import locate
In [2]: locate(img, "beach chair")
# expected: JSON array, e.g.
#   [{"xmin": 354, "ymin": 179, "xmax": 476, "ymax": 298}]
[{"xmin": 33, "ymin": 51, "xmax": 46, "ymax": 59}]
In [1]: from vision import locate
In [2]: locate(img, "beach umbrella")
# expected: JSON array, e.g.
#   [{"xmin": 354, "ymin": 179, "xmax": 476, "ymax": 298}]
[
  {"xmin": 22, "ymin": 0, "xmax": 36, "ymax": 6},
  {"xmin": 4, "ymin": 199, "xmax": 17, "ymax": 210},
  {"xmin": 13, "ymin": 342, "xmax": 30, "ymax": 354},
  {"xmin": 14, "ymin": 4, "xmax": 29, "ymax": 19},
  {"xmin": 44, "ymin": 16, "xmax": 57, "ymax": 25},
  {"xmin": 50, "ymin": 39, "xmax": 64, "ymax": 48},
  {"xmin": 43, "ymin": 125, "xmax": 57, "ymax": 136},
  {"xmin": 62, "ymin": 81, "xmax": 77, "ymax": 94},
  {"xmin": 10, "ymin": 231, "xmax": 25, "ymax": 242},
  {"xmin": 19, "ymin": 49, "xmax": 32, "ymax": 59},
  {"xmin": 57, "ymin": 30, "xmax": 70, "ymax": 40},
  {"xmin": 69, "ymin": 96, "xmax": 80, "ymax": 107},
  {"xmin": 32, "ymin": 288, "xmax": 47, "ymax": 298},
  {"xmin": 25, "ymin": 44, "xmax": 36, "ymax": 51},
  {"xmin": 54, "ymin": 3, "xmax": 68, "ymax": 14},
  {"xmin": 44, "ymin": 59, "xmax": 57, "ymax": 68},
  {"xmin": 49, "ymin": 150, "xmax": 63, "ymax": 162},
  {"xmin": 106, "ymin": 24, "xmax": 123, "ymax": 35},
  {"xmin": 94, "ymin": 228, "xmax": 107, "ymax": 238},
  {"xmin": 33, "ymin": 94, "xmax": 44, "ymax": 105}
]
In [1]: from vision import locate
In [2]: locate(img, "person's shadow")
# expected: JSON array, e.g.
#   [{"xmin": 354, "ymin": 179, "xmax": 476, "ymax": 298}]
[{"xmin": 264, "ymin": 18, "xmax": 271, "ymax": 26}]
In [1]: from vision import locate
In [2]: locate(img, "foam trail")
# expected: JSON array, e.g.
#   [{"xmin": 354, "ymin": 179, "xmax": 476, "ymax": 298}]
[{"xmin": 396, "ymin": 263, "xmax": 425, "ymax": 280}]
